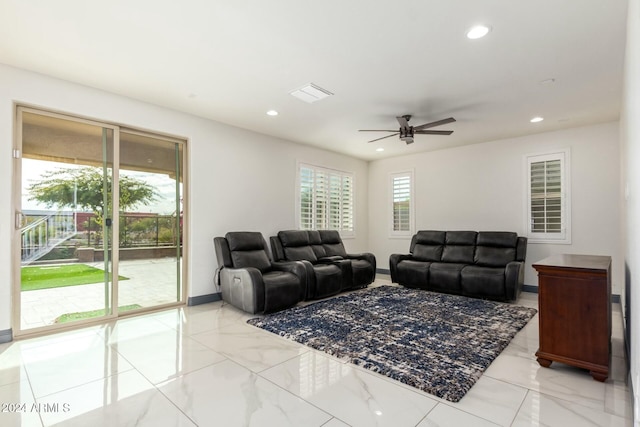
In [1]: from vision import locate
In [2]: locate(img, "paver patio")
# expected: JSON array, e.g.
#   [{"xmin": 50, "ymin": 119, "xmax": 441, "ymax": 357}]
[{"xmin": 20, "ymin": 258, "xmax": 182, "ymax": 329}]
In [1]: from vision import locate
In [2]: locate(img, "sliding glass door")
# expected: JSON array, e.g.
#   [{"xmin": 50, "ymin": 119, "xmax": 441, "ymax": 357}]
[
  {"xmin": 14, "ymin": 108, "xmax": 185, "ymax": 336},
  {"xmin": 117, "ymin": 131, "xmax": 184, "ymax": 310}
]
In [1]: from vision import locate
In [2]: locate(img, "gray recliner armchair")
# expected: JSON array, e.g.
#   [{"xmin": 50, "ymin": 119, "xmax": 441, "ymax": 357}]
[{"xmin": 214, "ymin": 231, "xmax": 306, "ymax": 314}]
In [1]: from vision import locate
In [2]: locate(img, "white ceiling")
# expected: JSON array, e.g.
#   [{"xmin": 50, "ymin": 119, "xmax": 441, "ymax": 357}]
[{"xmin": 0, "ymin": 0, "xmax": 629, "ymax": 161}]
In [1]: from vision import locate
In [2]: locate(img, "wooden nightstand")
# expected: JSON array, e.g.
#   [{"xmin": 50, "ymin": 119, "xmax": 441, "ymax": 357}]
[{"xmin": 532, "ymin": 254, "xmax": 611, "ymax": 381}]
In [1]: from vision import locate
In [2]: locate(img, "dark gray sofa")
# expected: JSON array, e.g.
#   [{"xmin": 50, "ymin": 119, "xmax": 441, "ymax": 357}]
[{"xmin": 389, "ymin": 230, "xmax": 527, "ymax": 302}]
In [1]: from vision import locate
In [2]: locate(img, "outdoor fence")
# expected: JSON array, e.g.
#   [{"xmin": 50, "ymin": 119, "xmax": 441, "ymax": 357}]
[{"xmin": 22, "ymin": 211, "xmax": 181, "ymax": 264}]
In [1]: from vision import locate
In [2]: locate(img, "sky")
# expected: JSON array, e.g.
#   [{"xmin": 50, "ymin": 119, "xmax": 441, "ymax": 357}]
[{"xmin": 21, "ymin": 159, "xmax": 181, "ymax": 215}]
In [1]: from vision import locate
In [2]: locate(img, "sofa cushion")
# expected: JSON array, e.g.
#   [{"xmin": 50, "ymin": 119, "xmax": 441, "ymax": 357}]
[
  {"xmin": 441, "ymin": 245, "xmax": 475, "ymax": 264},
  {"xmin": 413, "ymin": 244, "xmax": 443, "ymax": 262},
  {"xmin": 283, "ymin": 246, "xmax": 317, "ymax": 262},
  {"xmin": 225, "ymin": 232, "xmax": 272, "ymax": 272},
  {"xmin": 278, "ymin": 230, "xmax": 310, "ymax": 247},
  {"xmin": 414, "ymin": 230, "xmax": 446, "ymax": 245},
  {"xmin": 307, "ymin": 230, "xmax": 327, "ymax": 258},
  {"xmin": 323, "ymin": 244, "xmax": 345, "ymax": 257},
  {"xmin": 441, "ymin": 231, "xmax": 477, "ymax": 263},
  {"xmin": 461, "ymin": 266, "xmax": 505, "ymax": 298},
  {"xmin": 311, "ymin": 263, "xmax": 343, "ymax": 298},
  {"xmin": 477, "ymin": 232, "xmax": 517, "ymax": 247},
  {"xmin": 396, "ymin": 260, "xmax": 430, "ymax": 289},
  {"xmin": 474, "ymin": 246, "xmax": 516, "ymax": 267},
  {"xmin": 277, "ymin": 230, "xmax": 318, "ymax": 262},
  {"xmin": 318, "ymin": 230, "xmax": 348, "ymax": 257},
  {"xmin": 318, "ymin": 229, "xmax": 342, "ymax": 244},
  {"xmin": 231, "ymin": 250, "xmax": 271, "ymax": 273},
  {"xmin": 226, "ymin": 231, "xmax": 265, "ymax": 251},
  {"xmin": 445, "ymin": 231, "xmax": 477, "ymax": 245},
  {"xmin": 429, "ymin": 262, "xmax": 465, "ymax": 293},
  {"xmin": 474, "ymin": 232, "xmax": 518, "ymax": 267}
]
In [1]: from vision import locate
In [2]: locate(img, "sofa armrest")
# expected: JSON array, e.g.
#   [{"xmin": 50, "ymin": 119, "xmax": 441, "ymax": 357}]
[
  {"xmin": 504, "ymin": 261, "xmax": 525, "ymax": 302},
  {"xmin": 219, "ymin": 267, "xmax": 265, "ymax": 314},
  {"xmin": 271, "ymin": 260, "xmax": 308, "ymax": 301},
  {"xmin": 389, "ymin": 254, "xmax": 414, "ymax": 283},
  {"xmin": 345, "ymin": 252, "xmax": 377, "ymax": 272},
  {"xmin": 269, "ymin": 236, "xmax": 286, "ymax": 261},
  {"xmin": 317, "ymin": 256, "xmax": 344, "ymax": 263}
]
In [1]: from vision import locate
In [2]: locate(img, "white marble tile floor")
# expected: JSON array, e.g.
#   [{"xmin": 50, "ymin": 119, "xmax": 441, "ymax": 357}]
[{"xmin": 0, "ymin": 278, "xmax": 633, "ymax": 426}]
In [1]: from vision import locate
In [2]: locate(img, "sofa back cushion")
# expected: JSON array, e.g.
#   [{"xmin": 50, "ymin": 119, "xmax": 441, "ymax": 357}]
[
  {"xmin": 278, "ymin": 230, "xmax": 318, "ymax": 262},
  {"xmin": 411, "ymin": 230, "xmax": 446, "ymax": 262},
  {"xmin": 474, "ymin": 232, "xmax": 518, "ymax": 267},
  {"xmin": 225, "ymin": 232, "xmax": 272, "ymax": 272},
  {"xmin": 318, "ymin": 230, "xmax": 347, "ymax": 257},
  {"xmin": 441, "ymin": 231, "xmax": 477, "ymax": 263},
  {"xmin": 308, "ymin": 230, "xmax": 327, "ymax": 258}
]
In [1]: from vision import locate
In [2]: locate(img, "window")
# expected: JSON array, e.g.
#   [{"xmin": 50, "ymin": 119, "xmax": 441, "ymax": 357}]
[
  {"xmin": 298, "ymin": 163, "xmax": 354, "ymax": 234},
  {"xmin": 390, "ymin": 171, "xmax": 414, "ymax": 237},
  {"xmin": 526, "ymin": 149, "xmax": 571, "ymax": 243}
]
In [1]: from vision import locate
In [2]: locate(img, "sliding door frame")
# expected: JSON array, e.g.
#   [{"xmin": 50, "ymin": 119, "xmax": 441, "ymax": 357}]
[{"xmin": 12, "ymin": 105, "xmax": 188, "ymax": 338}]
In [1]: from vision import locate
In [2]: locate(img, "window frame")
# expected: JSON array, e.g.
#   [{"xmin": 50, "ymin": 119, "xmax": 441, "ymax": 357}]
[
  {"xmin": 389, "ymin": 170, "xmax": 415, "ymax": 238},
  {"xmin": 524, "ymin": 148, "xmax": 571, "ymax": 244},
  {"xmin": 296, "ymin": 162, "xmax": 355, "ymax": 237}
]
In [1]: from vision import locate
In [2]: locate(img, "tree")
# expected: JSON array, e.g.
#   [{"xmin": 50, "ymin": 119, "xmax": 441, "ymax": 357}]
[{"xmin": 28, "ymin": 167, "xmax": 158, "ymax": 223}]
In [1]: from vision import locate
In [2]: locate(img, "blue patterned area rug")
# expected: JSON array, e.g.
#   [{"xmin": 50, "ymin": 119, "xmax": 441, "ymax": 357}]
[{"xmin": 248, "ymin": 285, "xmax": 537, "ymax": 402}]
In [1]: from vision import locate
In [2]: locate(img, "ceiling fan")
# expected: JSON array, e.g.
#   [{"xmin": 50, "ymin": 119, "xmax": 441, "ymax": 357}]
[{"xmin": 359, "ymin": 115, "xmax": 455, "ymax": 144}]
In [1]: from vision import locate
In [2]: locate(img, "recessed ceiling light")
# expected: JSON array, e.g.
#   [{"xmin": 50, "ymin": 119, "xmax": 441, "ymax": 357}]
[
  {"xmin": 530, "ymin": 116, "xmax": 544, "ymax": 123},
  {"xmin": 376, "ymin": 148, "xmax": 384, "ymax": 152},
  {"xmin": 466, "ymin": 25, "xmax": 491, "ymax": 39},
  {"xmin": 266, "ymin": 110, "xmax": 279, "ymax": 116},
  {"xmin": 540, "ymin": 78, "xmax": 556, "ymax": 85}
]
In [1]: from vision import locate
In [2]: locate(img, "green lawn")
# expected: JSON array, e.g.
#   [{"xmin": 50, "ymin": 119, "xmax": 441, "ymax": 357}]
[
  {"xmin": 55, "ymin": 304, "xmax": 142, "ymax": 323},
  {"xmin": 21, "ymin": 264, "xmax": 128, "ymax": 291}
]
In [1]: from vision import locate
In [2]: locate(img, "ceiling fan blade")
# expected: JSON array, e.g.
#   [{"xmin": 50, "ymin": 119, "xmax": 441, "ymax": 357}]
[
  {"xmin": 414, "ymin": 130, "xmax": 454, "ymax": 135},
  {"xmin": 367, "ymin": 133, "xmax": 399, "ymax": 143},
  {"xmin": 358, "ymin": 129, "xmax": 399, "ymax": 132},
  {"xmin": 396, "ymin": 115, "xmax": 410, "ymax": 128},
  {"xmin": 413, "ymin": 117, "xmax": 456, "ymax": 131}
]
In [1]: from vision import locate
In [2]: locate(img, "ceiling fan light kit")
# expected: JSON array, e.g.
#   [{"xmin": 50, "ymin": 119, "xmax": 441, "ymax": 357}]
[{"xmin": 359, "ymin": 115, "xmax": 455, "ymax": 145}]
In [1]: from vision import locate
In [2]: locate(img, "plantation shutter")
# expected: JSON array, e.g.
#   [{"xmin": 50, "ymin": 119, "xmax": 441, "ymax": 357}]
[
  {"xmin": 300, "ymin": 167, "xmax": 314, "ymax": 230},
  {"xmin": 390, "ymin": 171, "xmax": 413, "ymax": 237},
  {"xmin": 341, "ymin": 175, "xmax": 354, "ymax": 232},
  {"xmin": 299, "ymin": 164, "xmax": 354, "ymax": 234},
  {"xmin": 526, "ymin": 150, "xmax": 569, "ymax": 243},
  {"xmin": 530, "ymin": 159, "xmax": 562, "ymax": 233},
  {"xmin": 393, "ymin": 175, "xmax": 411, "ymax": 232}
]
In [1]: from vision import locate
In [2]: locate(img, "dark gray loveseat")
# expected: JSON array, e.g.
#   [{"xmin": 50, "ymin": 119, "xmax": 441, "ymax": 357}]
[
  {"xmin": 389, "ymin": 230, "xmax": 527, "ymax": 302},
  {"xmin": 270, "ymin": 230, "xmax": 376, "ymax": 299}
]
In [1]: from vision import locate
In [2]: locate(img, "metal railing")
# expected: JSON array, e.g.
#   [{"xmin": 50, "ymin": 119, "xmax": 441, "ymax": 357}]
[{"xmin": 21, "ymin": 212, "xmax": 77, "ymax": 265}]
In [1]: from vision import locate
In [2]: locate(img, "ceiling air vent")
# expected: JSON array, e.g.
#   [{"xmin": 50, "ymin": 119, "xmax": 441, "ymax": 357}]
[{"xmin": 289, "ymin": 83, "xmax": 333, "ymax": 104}]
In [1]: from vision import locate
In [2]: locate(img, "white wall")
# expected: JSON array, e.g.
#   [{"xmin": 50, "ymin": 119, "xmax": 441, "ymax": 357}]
[
  {"xmin": 0, "ymin": 64, "xmax": 369, "ymax": 333},
  {"xmin": 368, "ymin": 122, "xmax": 622, "ymax": 294},
  {"xmin": 621, "ymin": 0, "xmax": 640, "ymax": 420}
]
